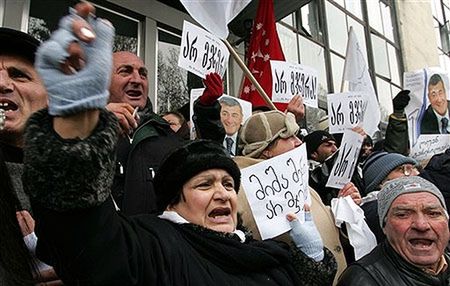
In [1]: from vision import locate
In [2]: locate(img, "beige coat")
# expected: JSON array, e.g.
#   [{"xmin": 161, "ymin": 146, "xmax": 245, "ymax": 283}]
[{"xmin": 234, "ymin": 156, "xmax": 347, "ymax": 285}]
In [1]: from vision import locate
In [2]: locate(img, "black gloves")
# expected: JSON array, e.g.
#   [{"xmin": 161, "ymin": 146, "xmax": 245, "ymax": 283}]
[{"xmin": 392, "ymin": 90, "xmax": 411, "ymax": 113}]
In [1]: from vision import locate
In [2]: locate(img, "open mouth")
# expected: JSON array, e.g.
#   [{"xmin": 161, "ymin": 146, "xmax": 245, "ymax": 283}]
[
  {"xmin": 125, "ymin": 90, "xmax": 142, "ymax": 97},
  {"xmin": 409, "ymin": 239, "xmax": 433, "ymax": 249},
  {"xmin": 0, "ymin": 99, "xmax": 18, "ymax": 111},
  {"xmin": 209, "ymin": 207, "xmax": 231, "ymax": 220}
]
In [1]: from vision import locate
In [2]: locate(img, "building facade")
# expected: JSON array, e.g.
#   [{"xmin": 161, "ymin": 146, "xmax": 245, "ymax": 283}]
[{"xmin": 0, "ymin": 0, "xmax": 445, "ymax": 135}]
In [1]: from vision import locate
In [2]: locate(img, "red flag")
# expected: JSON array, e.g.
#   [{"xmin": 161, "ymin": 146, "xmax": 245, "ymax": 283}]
[{"xmin": 240, "ymin": 0, "xmax": 286, "ymax": 111}]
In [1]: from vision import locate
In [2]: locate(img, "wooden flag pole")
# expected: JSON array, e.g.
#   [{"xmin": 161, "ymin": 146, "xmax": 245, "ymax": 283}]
[{"xmin": 222, "ymin": 39, "xmax": 277, "ymax": 110}]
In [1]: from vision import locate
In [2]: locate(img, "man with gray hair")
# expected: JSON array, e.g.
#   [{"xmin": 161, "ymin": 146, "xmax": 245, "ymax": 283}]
[
  {"xmin": 219, "ymin": 96, "xmax": 243, "ymax": 156},
  {"xmin": 337, "ymin": 176, "xmax": 450, "ymax": 285}
]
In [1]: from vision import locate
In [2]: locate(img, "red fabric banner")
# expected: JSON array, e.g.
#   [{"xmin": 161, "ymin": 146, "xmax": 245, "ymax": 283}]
[{"xmin": 240, "ymin": 0, "xmax": 286, "ymax": 111}]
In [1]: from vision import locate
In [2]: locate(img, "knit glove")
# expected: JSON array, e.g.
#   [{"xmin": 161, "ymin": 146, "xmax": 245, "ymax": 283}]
[
  {"xmin": 392, "ymin": 90, "xmax": 411, "ymax": 114},
  {"xmin": 198, "ymin": 72, "xmax": 224, "ymax": 105},
  {"xmin": 35, "ymin": 8, "xmax": 115, "ymax": 116},
  {"xmin": 289, "ymin": 212, "xmax": 324, "ymax": 262}
]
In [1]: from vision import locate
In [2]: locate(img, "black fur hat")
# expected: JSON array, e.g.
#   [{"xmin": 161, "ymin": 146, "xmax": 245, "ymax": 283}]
[{"xmin": 154, "ymin": 140, "xmax": 241, "ymax": 213}]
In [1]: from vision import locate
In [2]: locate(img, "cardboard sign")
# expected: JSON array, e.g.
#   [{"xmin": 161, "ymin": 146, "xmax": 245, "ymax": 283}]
[
  {"xmin": 178, "ymin": 21, "xmax": 230, "ymax": 79},
  {"xmin": 270, "ymin": 60, "xmax": 318, "ymax": 108},
  {"xmin": 326, "ymin": 130, "xmax": 363, "ymax": 189},
  {"xmin": 240, "ymin": 145, "xmax": 309, "ymax": 240},
  {"xmin": 327, "ymin": 92, "xmax": 366, "ymax": 134}
]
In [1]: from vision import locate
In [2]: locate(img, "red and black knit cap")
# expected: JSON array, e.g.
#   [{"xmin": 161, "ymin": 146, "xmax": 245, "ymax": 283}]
[{"xmin": 153, "ymin": 140, "xmax": 241, "ymax": 213}]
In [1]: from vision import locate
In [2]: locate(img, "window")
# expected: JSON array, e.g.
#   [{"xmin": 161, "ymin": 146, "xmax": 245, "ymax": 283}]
[
  {"xmin": 241, "ymin": 0, "xmax": 401, "ymax": 131},
  {"xmin": 27, "ymin": 0, "xmax": 141, "ymax": 53},
  {"xmin": 325, "ymin": 1, "xmax": 348, "ymax": 55},
  {"xmin": 433, "ymin": 0, "xmax": 450, "ymax": 71},
  {"xmin": 157, "ymin": 26, "xmax": 189, "ymax": 113},
  {"xmin": 277, "ymin": 23, "xmax": 298, "ymax": 63}
]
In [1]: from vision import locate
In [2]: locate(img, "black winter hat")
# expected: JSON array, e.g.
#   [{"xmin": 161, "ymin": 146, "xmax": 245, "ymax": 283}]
[
  {"xmin": 153, "ymin": 140, "xmax": 241, "ymax": 213},
  {"xmin": 0, "ymin": 27, "xmax": 40, "ymax": 63},
  {"xmin": 303, "ymin": 130, "xmax": 336, "ymax": 159}
]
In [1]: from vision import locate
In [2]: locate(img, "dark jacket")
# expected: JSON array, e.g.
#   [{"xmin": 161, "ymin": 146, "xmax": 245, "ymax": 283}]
[
  {"xmin": 112, "ymin": 101, "xmax": 183, "ymax": 215},
  {"xmin": 23, "ymin": 108, "xmax": 337, "ymax": 286},
  {"xmin": 32, "ymin": 199, "xmax": 336, "ymax": 286},
  {"xmin": 384, "ymin": 112, "xmax": 409, "ymax": 155},
  {"xmin": 420, "ymin": 148, "xmax": 450, "ymax": 225},
  {"xmin": 420, "ymin": 102, "xmax": 450, "ymax": 134},
  {"xmin": 0, "ymin": 142, "xmax": 30, "ymax": 210},
  {"xmin": 337, "ymin": 241, "xmax": 450, "ymax": 286}
]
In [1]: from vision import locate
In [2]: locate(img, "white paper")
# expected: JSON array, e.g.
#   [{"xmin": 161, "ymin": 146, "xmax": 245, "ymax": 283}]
[
  {"xmin": 189, "ymin": 88, "xmax": 204, "ymax": 140},
  {"xmin": 178, "ymin": 21, "xmax": 230, "ymax": 79},
  {"xmin": 327, "ymin": 92, "xmax": 366, "ymax": 134},
  {"xmin": 331, "ymin": 196, "xmax": 377, "ymax": 260},
  {"xmin": 326, "ymin": 130, "xmax": 363, "ymax": 189},
  {"xmin": 240, "ymin": 145, "xmax": 309, "ymax": 240},
  {"xmin": 409, "ymin": 134, "xmax": 450, "ymax": 164},
  {"xmin": 270, "ymin": 60, "xmax": 318, "ymax": 108},
  {"xmin": 404, "ymin": 68, "xmax": 450, "ymax": 149}
]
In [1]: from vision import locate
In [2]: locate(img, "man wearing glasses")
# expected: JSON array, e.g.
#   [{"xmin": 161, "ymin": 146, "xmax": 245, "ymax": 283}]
[{"xmin": 361, "ymin": 151, "xmax": 419, "ymax": 242}]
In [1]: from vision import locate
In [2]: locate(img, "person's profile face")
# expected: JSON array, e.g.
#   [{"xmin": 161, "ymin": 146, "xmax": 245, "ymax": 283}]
[
  {"xmin": 263, "ymin": 135, "xmax": 302, "ymax": 159},
  {"xmin": 162, "ymin": 113, "xmax": 182, "ymax": 132},
  {"xmin": 220, "ymin": 104, "xmax": 243, "ymax": 136},
  {"xmin": 428, "ymin": 80, "xmax": 447, "ymax": 116},
  {"xmin": 312, "ymin": 140, "xmax": 337, "ymax": 163}
]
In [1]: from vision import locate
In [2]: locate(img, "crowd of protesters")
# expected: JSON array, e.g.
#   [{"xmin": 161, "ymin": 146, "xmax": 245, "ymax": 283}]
[{"xmin": 1, "ymin": 1, "xmax": 450, "ymax": 285}]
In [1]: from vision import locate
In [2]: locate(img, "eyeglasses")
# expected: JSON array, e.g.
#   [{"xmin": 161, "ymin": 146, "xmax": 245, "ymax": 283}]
[{"xmin": 395, "ymin": 164, "xmax": 418, "ymax": 176}]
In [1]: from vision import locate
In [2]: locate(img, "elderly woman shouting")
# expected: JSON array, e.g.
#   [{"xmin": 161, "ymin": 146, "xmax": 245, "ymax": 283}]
[{"xmin": 22, "ymin": 3, "xmax": 335, "ymax": 285}]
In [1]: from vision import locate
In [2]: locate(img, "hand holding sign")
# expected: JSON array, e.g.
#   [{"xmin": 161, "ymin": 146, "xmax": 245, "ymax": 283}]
[
  {"xmin": 241, "ymin": 145, "xmax": 309, "ymax": 240},
  {"xmin": 326, "ymin": 129, "xmax": 363, "ymax": 189},
  {"xmin": 327, "ymin": 92, "xmax": 366, "ymax": 134},
  {"xmin": 270, "ymin": 60, "xmax": 318, "ymax": 108},
  {"xmin": 178, "ymin": 21, "xmax": 230, "ymax": 79}
]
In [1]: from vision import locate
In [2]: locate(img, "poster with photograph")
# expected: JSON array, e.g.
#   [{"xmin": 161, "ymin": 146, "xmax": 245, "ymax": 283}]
[{"xmin": 404, "ymin": 67, "xmax": 450, "ymax": 161}]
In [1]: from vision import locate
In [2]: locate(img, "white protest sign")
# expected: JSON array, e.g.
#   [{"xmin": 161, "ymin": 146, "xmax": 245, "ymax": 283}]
[
  {"xmin": 240, "ymin": 145, "xmax": 309, "ymax": 240},
  {"xmin": 189, "ymin": 88, "xmax": 204, "ymax": 140},
  {"xmin": 409, "ymin": 134, "xmax": 450, "ymax": 164},
  {"xmin": 326, "ymin": 130, "xmax": 363, "ymax": 189},
  {"xmin": 327, "ymin": 92, "xmax": 366, "ymax": 134},
  {"xmin": 178, "ymin": 21, "xmax": 230, "ymax": 79},
  {"xmin": 270, "ymin": 60, "xmax": 318, "ymax": 108}
]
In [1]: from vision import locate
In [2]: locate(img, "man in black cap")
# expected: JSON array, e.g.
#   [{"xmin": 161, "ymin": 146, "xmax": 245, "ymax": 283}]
[
  {"xmin": 0, "ymin": 27, "xmax": 47, "ymax": 155},
  {"xmin": 304, "ymin": 130, "xmax": 337, "ymax": 166},
  {"xmin": 0, "ymin": 27, "xmax": 62, "ymax": 284},
  {"xmin": 0, "ymin": 27, "xmax": 47, "ymax": 212},
  {"xmin": 304, "ymin": 130, "xmax": 364, "ymax": 207}
]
